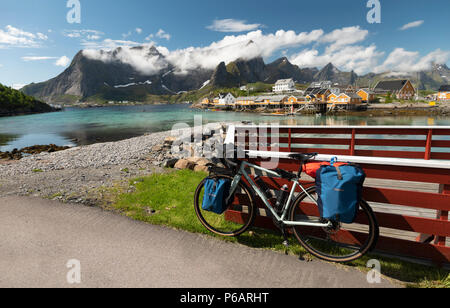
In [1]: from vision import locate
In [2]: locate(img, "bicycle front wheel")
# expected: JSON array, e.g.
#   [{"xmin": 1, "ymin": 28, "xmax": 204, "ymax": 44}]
[
  {"xmin": 194, "ymin": 175, "xmax": 256, "ymax": 237},
  {"xmin": 289, "ymin": 187, "xmax": 379, "ymax": 263}
]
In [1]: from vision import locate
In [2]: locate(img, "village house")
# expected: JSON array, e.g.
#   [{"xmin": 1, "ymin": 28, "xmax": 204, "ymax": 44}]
[
  {"xmin": 332, "ymin": 93, "xmax": 363, "ymax": 106},
  {"xmin": 373, "ymin": 80, "xmax": 416, "ymax": 100},
  {"xmin": 357, "ymin": 88, "xmax": 376, "ymax": 103},
  {"xmin": 201, "ymin": 97, "xmax": 212, "ymax": 107},
  {"xmin": 273, "ymin": 78, "xmax": 296, "ymax": 93},
  {"xmin": 437, "ymin": 85, "xmax": 450, "ymax": 101},
  {"xmin": 327, "ymin": 93, "xmax": 338, "ymax": 103},
  {"xmin": 268, "ymin": 95, "xmax": 288, "ymax": 109},
  {"xmin": 214, "ymin": 93, "xmax": 236, "ymax": 107},
  {"xmin": 286, "ymin": 96, "xmax": 306, "ymax": 107}
]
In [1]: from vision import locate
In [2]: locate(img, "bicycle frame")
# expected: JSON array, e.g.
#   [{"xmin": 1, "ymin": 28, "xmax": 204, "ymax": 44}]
[{"xmin": 227, "ymin": 160, "xmax": 332, "ymax": 228}]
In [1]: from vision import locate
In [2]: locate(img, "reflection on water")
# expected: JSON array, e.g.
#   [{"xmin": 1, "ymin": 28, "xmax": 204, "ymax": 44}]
[
  {"xmin": 0, "ymin": 104, "xmax": 449, "ymax": 151},
  {"xmin": 0, "ymin": 134, "xmax": 18, "ymax": 148}
]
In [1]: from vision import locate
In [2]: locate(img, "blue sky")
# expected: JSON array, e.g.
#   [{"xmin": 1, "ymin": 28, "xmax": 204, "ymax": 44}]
[{"xmin": 1, "ymin": 0, "xmax": 449, "ymax": 88}]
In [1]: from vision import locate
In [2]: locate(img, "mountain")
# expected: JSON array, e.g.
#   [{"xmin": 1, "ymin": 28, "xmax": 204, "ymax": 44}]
[
  {"xmin": 21, "ymin": 45, "xmax": 449, "ymax": 103},
  {"xmin": 264, "ymin": 57, "xmax": 318, "ymax": 84},
  {"xmin": 314, "ymin": 63, "xmax": 357, "ymax": 85},
  {"xmin": 22, "ymin": 46, "xmax": 212, "ymax": 103},
  {"xmin": 211, "ymin": 56, "xmax": 318, "ymax": 88},
  {"xmin": 0, "ymin": 83, "xmax": 54, "ymax": 116}
]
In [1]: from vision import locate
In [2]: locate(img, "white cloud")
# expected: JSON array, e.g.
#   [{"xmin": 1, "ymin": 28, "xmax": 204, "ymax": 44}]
[
  {"xmin": 36, "ymin": 33, "xmax": 48, "ymax": 40},
  {"xmin": 290, "ymin": 45, "xmax": 383, "ymax": 75},
  {"xmin": 0, "ymin": 25, "xmax": 48, "ymax": 48},
  {"xmin": 207, "ymin": 19, "xmax": 263, "ymax": 33},
  {"xmin": 81, "ymin": 25, "xmax": 449, "ymax": 76},
  {"xmin": 399, "ymin": 20, "xmax": 424, "ymax": 31},
  {"xmin": 20, "ymin": 55, "xmax": 72, "ymax": 67},
  {"xmin": 81, "ymin": 38, "xmax": 141, "ymax": 50},
  {"xmin": 55, "ymin": 56, "xmax": 71, "ymax": 67},
  {"xmin": 145, "ymin": 29, "xmax": 171, "ymax": 41},
  {"xmin": 84, "ymin": 28, "xmax": 323, "ymax": 75},
  {"xmin": 136, "ymin": 28, "xmax": 143, "ymax": 34},
  {"xmin": 156, "ymin": 29, "xmax": 171, "ymax": 40},
  {"xmin": 320, "ymin": 26, "xmax": 369, "ymax": 52},
  {"xmin": 83, "ymin": 45, "xmax": 168, "ymax": 75},
  {"xmin": 12, "ymin": 84, "xmax": 26, "ymax": 90},
  {"xmin": 374, "ymin": 48, "xmax": 450, "ymax": 73},
  {"xmin": 64, "ymin": 29, "xmax": 104, "ymax": 40},
  {"xmin": 22, "ymin": 56, "xmax": 58, "ymax": 61}
]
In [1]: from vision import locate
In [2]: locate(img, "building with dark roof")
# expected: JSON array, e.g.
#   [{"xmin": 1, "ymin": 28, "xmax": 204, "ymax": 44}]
[
  {"xmin": 373, "ymin": 80, "xmax": 416, "ymax": 100},
  {"xmin": 439, "ymin": 85, "xmax": 450, "ymax": 92}
]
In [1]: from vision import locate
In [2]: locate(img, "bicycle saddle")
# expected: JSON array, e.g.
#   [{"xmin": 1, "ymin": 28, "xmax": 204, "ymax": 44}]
[{"xmin": 288, "ymin": 153, "xmax": 318, "ymax": 161}]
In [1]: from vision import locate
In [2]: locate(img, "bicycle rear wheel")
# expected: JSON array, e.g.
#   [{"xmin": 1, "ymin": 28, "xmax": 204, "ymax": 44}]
[
  {"xmin": 289, "ymin": 187, "xmax": 379, "ymax": 263},
  {"xmin": 194, "ymin": 175, "xmax": 256, "ymax": 237}
]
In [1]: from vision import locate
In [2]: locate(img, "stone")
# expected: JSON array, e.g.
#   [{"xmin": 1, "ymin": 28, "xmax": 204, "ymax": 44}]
[
  {"xmin": 194, "ymin": 165, "xmax": 210, "ymax": 173},
  {"xmin": 174, "ymin": 159, "xmax": 195, "ymax": 170},
  {"xmin": 195, "ymin": 158, "xmax": 211, "ymax": 167},
  {"xmin": 152, "ymin": 145, "xmax": 164, "ymax": 152},
  {"xmin": 164, "ymin": 159, "xmax": 179, "ymax": 168}
]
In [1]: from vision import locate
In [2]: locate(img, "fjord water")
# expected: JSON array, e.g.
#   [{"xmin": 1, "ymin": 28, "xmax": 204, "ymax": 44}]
[{"xmin": 0, "ymin": 104, "xmax": 449, "ymax": 151}]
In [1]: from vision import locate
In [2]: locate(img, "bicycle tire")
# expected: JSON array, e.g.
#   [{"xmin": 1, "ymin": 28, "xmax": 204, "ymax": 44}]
[
  {"xmin": 194, "ymin": 175, "xmax": 256, "ymax": 237},
  {"xmin": 289, "ymin": 186, "xmax": 379, "ymax": 263}
]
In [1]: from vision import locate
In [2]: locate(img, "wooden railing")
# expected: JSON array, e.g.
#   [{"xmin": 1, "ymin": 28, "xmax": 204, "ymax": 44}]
[{"xmin": 225, "ymin": 125, "xmax": 450, "ymax": 265}]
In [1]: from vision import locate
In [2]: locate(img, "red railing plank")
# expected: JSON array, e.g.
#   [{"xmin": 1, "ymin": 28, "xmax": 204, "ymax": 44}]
[
  {"xmin": 356, "ymin": 139, "xmax": 426, "ymax": 147},
  {"xmin": 363, "ymin": 187, "xmax": 450, "ymax": 212}
]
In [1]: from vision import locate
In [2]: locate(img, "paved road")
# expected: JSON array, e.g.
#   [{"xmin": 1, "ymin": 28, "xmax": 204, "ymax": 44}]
[{"xmin": 0, "ymin": 197, "xmax": 398, "ymax": 288}]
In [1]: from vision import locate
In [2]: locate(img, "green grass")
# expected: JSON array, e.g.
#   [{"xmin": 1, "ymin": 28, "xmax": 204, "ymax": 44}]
[
  {"xmin": 111, "ymin": 169, "xmax": 449, "ymax": 288},
  {"xmin": 32, "ymin": 169, "xmax": 44, "ymax": 173}
]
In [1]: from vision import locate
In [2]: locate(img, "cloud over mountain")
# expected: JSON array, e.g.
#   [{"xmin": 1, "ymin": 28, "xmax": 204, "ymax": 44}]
[{"xmin": 79, "ymin": 25, "xmax": 448, "ymax": 77}]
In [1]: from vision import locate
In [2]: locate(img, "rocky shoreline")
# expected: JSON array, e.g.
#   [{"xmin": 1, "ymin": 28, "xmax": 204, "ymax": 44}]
[{"xmin": 0, "ymin": 124, "xmax": 225, "ymax": 206}]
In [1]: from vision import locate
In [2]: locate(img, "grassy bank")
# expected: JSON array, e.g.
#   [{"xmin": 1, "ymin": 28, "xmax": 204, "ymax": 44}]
[{"xmin": 110, "ymin": 169, "xmax": 449, "ymax": 288}]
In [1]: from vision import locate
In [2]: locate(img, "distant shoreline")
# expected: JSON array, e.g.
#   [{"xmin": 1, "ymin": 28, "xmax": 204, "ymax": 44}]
[
  {"xmin": 0, "ymin": 107, "xmax": 61, "ymax": 118},
  {"xmin": 193, "ymin": 102, "xmax": 450, "ymax": 117}
]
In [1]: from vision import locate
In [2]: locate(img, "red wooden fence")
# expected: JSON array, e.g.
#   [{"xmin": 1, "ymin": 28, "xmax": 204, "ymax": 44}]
[{"xmin": 225, "ymin": 125, "xmax": 450, "ymax": 265}]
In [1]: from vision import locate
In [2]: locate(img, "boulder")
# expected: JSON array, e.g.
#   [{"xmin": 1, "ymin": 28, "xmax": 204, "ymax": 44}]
[
  {"xmin": 174, "ymin": 159, "xmax": 195, "ymax": 170},
  {"xmin": 163, "ymin": 158, "xmax": 179, "ymax": 168},
  {"xmin": 194, "ymin": 165, "xmax": 210, "ymax": 173}
]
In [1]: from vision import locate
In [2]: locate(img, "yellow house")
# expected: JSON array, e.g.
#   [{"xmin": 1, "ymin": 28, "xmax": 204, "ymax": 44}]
[
  {"xmin": 318, "ymin": 89, "xmax": 331, "ymax": 102},
  {"xmin": 357, "ymin": 89, "xmax": 376, "ymax": 103},
  {"xmin": 201, "ymin": 98, "xmax": 211, "ymax": 106},
  {"xmin": 236, "ymin": 96, "xmax": 257, "ymax": 108},
  {"xmin": 285, "ymin": 96, "xmax": 307, "ymax": 106},
  {"xmin": 327, "ymin": 93, "xmax": 338, "ymax": 103},
  {"xmin": 437, "ymin": 85, "xmax": 450, "ymax": 101},
  {"xmin": 334, "ymin": 93, "xmax": 363, "ymax": 105}
]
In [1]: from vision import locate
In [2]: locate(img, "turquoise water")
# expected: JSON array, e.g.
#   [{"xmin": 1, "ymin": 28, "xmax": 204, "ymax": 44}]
[{"xmin": 0, "ymin": 104, "xmax": 449, "ymax": 151}]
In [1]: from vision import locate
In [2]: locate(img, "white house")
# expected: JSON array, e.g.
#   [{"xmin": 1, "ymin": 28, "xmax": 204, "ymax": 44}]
[
  {"xmin": 273, "ymin": 79, "xmax": 296, "ymax": 93},
  {"xmin": 214, "ymin": 93, "xmax": 236, "ymax": 106}
]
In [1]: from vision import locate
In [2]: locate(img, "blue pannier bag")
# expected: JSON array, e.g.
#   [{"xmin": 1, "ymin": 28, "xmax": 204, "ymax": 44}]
[
  {"xmin": 202, "ymin": 178, "xmax": 231, "ymax": 214},
  {"xmin": 316, "ymin": 159, "xmax": 366, "ymax": 224}
]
